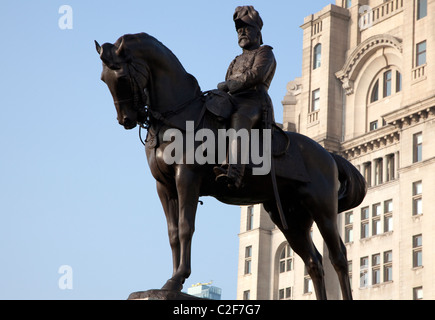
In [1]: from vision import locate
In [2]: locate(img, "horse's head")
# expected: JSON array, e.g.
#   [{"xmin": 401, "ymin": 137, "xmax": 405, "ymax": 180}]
[{"xmin": 95, "ymin": 37, "xmax": 149, "ymax": 130}]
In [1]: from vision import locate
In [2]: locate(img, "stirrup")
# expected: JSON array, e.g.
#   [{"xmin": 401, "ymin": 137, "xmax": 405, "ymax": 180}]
[
  {"xmin": 213, "ymin": 165, "xmax": 228, "ymax": 178},
  {"xmin": 214, "ymin": 165, "xmax": 244, "ymax": 190}
]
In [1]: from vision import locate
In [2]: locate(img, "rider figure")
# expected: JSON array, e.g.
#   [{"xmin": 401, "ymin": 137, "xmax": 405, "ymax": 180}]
[{"xmin": 214, "ymin": 6, "xmax": 277, "ymax": 190}]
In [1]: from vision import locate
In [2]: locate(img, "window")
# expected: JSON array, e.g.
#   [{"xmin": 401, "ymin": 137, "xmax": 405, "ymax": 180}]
[
  {"xmin": 374, "ymin": 158, "xmax": 383, "ymax": 185},
  {"xmin": 412, "ymin": 235, "xmax": 422, "ymax": 268},
  {"xmin": 372, "ymin": 254, "xmax": 381, "ymax": 285},
  {"xmin": 246, "ymin": 206, "xmax": 254, "ymax": 231},
  {"xmin": 303, "ymin": 278, "xmax": 313, "ymax": 294},
  {"xmin": 383, "ymin": 70, "xmax": 392, "ymax": 97},
  {"xmin": 396, "ymin": 71, "xmax": 402, "ymax": 92},
  {"xmin": 413, "ymin": 287, "xmax": 423, "ymax": 300},
  {"xmin": 348, "ymin": 261, "xmax": 353, "ymax": 289},
  {"xmin": 417, "ymin": 0, "xmax": 427, "ymax": 20},
  {"xmin": 279, "ymin": 244, "xmax": 293, "ymax": 273},
  {"xmin": 360, "ymin": 257, "xmax": 369, "ymax": 288},
  {"xmin": 344, "ymin": 212, "xmax": 354, "ymax": 243},
  {"xmin": 344, "ymin": 0, "xmax": 352, "ymax": 8},
  {"xmin": 384, "ymin": 200, "xmax": 393, "ymax": 232},
  {"xmin": 313, "ymin": 44, "xmax": 322, "ymax": 69},
  {"xmin": 279, "ymin": 287, "xmax": 292, "ymax": 300},
  {"xmin": 243, "ymin": 290, "xmax": 250, "ymax": 300},
  {"xmin": 416, "ymin": 41, "xmax": 427, "ymax": 67},
  {"xmin": 361, "ymin": 207, "xmax": 370, "ymax": 239},
  {"xmin": 384, "ymin": 251, "xmax": 393, "ymax": 282},
  {"xmin": 372, "ymin": 203, "xmax": 381, "ymax": 236},
  {"xmin": 303, "ymin": 267, "xmax": 313, "ymax": 294},
  {"xmin": 244, "ymin": 246, "xmax": 252, "ymax": 274},
  {"xmin": 386, "ymin": 154, "xmax": 395, "ymax": 181},
  {"xmin": 311, "ymin": 89, "xmax": 320, "ymax": 112},
  {"xmin": 413, "ymin": 181, "xmax": 423, "ymax": 216},
  {"xmin": 286, "ymin": 287, "xmax": 292, "ymax": 300},
  {"xmin": 370, "ymin": 80, "xmax": 379, "ymax": 103},
  {"xmin": 413, "ymin": 132, "xmax": 423, "ymax": 163},
  {"xmin": 363, "ymin": 162, "xmax": 372, "ymax": 187},
  {"xmin": 370, "ymin": 121, "xmax": 378, "ymax": 131}
]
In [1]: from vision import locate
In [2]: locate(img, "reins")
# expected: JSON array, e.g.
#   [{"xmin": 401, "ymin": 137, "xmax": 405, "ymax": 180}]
[
  {"xmin": 138, "ymin": 93, "xmax": 207, "ymax": 146},
  {"xmin": 118, "ymin": 55, "xmax": 211, "ymax": 147}
]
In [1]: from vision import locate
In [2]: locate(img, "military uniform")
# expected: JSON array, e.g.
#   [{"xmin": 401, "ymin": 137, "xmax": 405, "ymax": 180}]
[
  {"xmin": 225, "ymin": 44, "xmax": 276, "ymax": 126},
  {"xmin": 214, "ymin": 6, "xmax": 276, "ymax": 189}
]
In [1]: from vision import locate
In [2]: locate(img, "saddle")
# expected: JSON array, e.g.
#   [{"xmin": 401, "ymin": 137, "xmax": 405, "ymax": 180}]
[{"xmin": 204, "ymin": 89, "xmax": 290, "ymax": 157}]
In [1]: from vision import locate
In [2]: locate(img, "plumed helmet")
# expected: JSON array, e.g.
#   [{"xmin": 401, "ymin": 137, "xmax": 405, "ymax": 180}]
[
  {"xmin": 233, "ymin": 6, "xmax": 263, "ymax": 31},
  {"xmin": 233, "ymin": 6, "xmax": 263, "ymax": 45}
]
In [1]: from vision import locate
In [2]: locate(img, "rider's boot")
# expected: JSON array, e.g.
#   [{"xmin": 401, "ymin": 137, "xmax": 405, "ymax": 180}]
[{"xmin": 213, "ymin": 113, "xmax": 252, "ymax": 190}]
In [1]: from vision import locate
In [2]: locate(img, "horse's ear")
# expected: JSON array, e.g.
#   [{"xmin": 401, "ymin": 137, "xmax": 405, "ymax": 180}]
[
  {"xmin": 95, "ymin": 40, "xmax": 101, "ymax": 55},
  {"xmin": 115, "ymin": 37, "xmax": 132, "ymax": 62}
]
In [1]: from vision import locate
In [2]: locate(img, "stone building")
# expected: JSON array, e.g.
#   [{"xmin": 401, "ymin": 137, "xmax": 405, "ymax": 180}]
[{"xmin": 237, "ymin": 0, "xmax": 435, "ymax": 300}]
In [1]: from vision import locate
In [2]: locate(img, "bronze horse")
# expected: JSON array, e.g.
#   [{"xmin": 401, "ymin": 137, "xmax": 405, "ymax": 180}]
[{"xmin": 95, "ymin": 33, "xmax": 367, "ymax": 300}]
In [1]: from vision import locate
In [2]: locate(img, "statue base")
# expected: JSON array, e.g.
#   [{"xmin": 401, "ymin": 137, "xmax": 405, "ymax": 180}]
[{"xmin": 128, "ymin": 289, "xmax": 206, "ymax": 300}]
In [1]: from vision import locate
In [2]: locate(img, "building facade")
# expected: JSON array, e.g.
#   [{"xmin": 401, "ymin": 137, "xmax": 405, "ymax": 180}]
[
  {"xmin": 237, "ymin": 0, "xmax": 435, "ymax": 300},
  {"xmin": 187, "ymin": 282, "xmax": 222, "ymax": 300}
]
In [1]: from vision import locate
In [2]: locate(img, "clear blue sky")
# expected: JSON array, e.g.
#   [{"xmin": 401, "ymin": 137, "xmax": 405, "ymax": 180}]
[{"xmin": 0, "ymin": 0, "xmax": 332, "ymax": 299}]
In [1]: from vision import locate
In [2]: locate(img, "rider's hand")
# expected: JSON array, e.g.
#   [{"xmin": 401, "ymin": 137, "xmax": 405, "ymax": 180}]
[{"xmin": 217, "ymin": 81, "xmax": 229, "ymax": 92}]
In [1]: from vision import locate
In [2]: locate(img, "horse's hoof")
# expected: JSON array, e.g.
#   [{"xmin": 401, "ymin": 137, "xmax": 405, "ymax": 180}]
[{"xmin": 161, "ymin": 279, "xmax": 183, "ymax": 292}]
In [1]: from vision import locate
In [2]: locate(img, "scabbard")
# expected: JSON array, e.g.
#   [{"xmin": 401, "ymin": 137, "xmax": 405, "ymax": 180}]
[{"xmin": 263, "ymin": 106, "xmax": 288, "ymax": 230}]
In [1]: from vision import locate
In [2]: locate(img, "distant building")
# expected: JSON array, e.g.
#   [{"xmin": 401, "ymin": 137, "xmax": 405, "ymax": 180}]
[
  {"xmin": 187, "ymin": 282, "xmax": 222, "ymax": 300},
  {"xmin": 237, "ymin": 0, "xmax": 435, "ymax": 300}
]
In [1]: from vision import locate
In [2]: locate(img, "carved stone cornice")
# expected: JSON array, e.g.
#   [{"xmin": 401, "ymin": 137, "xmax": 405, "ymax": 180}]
[
  {"xmin": 341, "ymin": 95, "xmax": 435, "ymax": 160},
  {"xmin": 341, "ymin": 125, "xmax": 400, "ymax": 160},
  {"xmin": 383, "ymin": 95, "xmax": 435, "ymax": 129},
  {"xmin": 336, "ymin": 34, "xmax": 403, "ymax": 95}
]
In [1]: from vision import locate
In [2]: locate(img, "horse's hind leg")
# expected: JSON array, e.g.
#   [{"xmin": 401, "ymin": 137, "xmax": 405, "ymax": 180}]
[
  {"xmin": 310, "ymin": 185, "xmax": 352, "ymax": 300},
  {"xmin": 314, "ymin": 211, "xmax": 353, "ymax": 300},
  {"xmin": 264, "ymin": 201, "xmax": 327, "ymax": 300}
]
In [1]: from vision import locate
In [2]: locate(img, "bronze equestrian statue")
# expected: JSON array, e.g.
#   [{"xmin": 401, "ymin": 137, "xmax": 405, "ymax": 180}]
[{"xmin": 95, "ymin": 6, "xmax": 367, "ymax": 300}]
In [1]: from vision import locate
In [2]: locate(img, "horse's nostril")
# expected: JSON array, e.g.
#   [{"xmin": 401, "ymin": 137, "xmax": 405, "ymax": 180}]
[{"xmin": 123, "ymin": 117, "xmax": 131, "ymax": 126}]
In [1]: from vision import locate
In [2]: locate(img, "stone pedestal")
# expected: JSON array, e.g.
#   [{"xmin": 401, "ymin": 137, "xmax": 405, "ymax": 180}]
[{"xmin": 128, "ymin": 290, "xmax": 205, "ymax": 300}]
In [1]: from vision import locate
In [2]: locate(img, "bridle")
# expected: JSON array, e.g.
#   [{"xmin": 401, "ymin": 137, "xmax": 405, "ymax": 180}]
[
  {"xmin": 113, "ymin": 57, "xmax": 207, "ymax": 146},
  {"xmin": 113, "ymin": 60, "xmax": 151, "ymax": 129}
]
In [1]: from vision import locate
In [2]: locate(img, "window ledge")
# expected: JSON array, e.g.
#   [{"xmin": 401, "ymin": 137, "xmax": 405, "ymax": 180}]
[
  {"xmin": 412, "ymin": 266, "xmax": 424, "ymax": 271},
  {"xmin": 367, "ymin": 179, "xmax": 399, "ymax": 191},
  {"xmin": 412, "ymin": 214, "xmax": 423, "ymax": 222},
  {"xmin": 360, "ymin": 231, "xmax": 393, "ymax": 243},
  {"xmin": 364, "ymin": 281, "xmax": 394, "ymax": 290}
]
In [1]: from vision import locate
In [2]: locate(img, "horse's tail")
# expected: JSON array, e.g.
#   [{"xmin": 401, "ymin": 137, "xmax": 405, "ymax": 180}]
[{"xmin": 330, "ymin": 153, "xmax": 367, "ymax": 214}]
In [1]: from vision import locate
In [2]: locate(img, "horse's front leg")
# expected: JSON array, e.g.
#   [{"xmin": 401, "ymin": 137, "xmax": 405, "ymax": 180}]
[
  {"xmin": 162, "ymin": 166, "xmax": 201, "ymax": 292},
  {"xmin": 156, "ymin": 181, "xmax": 180, "ymax": 278}
]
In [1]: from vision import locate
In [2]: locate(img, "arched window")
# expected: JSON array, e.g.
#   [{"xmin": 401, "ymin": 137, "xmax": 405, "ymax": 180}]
[
  {"xmin": 383, "ymin": 70, "xmax": 392, "ymax": 98},
  {"xmin": 369, "ymin": 69, "xmax": 402, "ymax": 104},
  {"xmin": 367, "ymin": 67, "xmax": 402, "ymax": 132},
  {"xmin": 313, "ymin": 44, "xmax": 322, "ymax": 69},
  {"xmin": 370, "ymin": 80, "xmax": 379, "ymax": 103}
]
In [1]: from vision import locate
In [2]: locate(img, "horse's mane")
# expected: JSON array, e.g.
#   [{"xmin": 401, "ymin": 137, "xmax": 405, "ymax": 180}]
[{"xmin": 115, "ymin": 33, "xmax": 201, "ymax": 94}]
